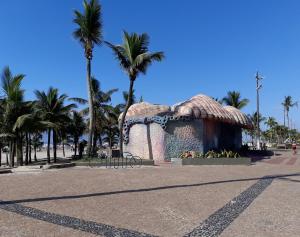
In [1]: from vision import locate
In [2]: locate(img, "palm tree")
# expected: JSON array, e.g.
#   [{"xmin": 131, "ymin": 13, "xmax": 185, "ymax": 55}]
[
  {"xmin": 222, "ymin": 91, "xmax": 249, "ymax": 109},
  {"xmin": 105, "ymin": 31, "xmax": 164, "ymax": 156},
  {"xmin": 116, "ymin": 90, "xmax": 137, "ymax": 113},
  {"xmin": 274, "ymin": 124, "xmax": 289, "ymax": 144},
  {"xmin": 264, "ymin": 117, "xmax": 278, "ymax": 143},
  {"xmin": 73, "ymin": 0, "xmax": 103, "ymax": 156},
  {"xmin": 101, "ymin": 105, "xmax": 119, "ymax": 156},
  {"xmin": 282, "ymin": 96, "xmax": 298, "ymax": 128},
  {"xmin": 248, "ymin": 112, "xmax": 265, "ymax": 144},
  {"xmin": 265, "ymin": 117, "xmax": 277, "ymax": 129},
  {"xmin": 68, "ymin": 111, "xmax": 86, "ymax": 156},
  {"xmin": 0, "ymin": 66, "xmax": 28, "ymax": 166},
  {"xmin": 212, "ymin": 97, "xmax": 223, "ymax": 104},
  {"xmin": 35, "ymin": 87, "xmax": 76, "ymax": 163},
  {"xmin": 13, "ymin": 103, "xmax": 47, "ymax": 165},
  {"xmin": 71, "ymin": 78, "xmax": 118, "ymax": 152},
  {"xmin": 31, "ymin": 133, "xmax": 43, "ymax": 161}
]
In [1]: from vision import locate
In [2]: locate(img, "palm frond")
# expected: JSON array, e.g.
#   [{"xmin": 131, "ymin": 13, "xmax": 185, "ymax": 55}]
[{"xmin": 69, "ymin": 97, "xmax": 88, "ymax": 104}]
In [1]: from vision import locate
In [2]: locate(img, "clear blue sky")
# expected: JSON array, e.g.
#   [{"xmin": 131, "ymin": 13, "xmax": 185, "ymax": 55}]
[{"xmin": 1, "ymin": 0, "xmax": 300, "ymax": 129}]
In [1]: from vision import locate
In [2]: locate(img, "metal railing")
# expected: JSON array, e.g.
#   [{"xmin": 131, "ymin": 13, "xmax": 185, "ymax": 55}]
[{"xmin": 105, "ymin": 152, "xmax": 142, "ymax": 168}]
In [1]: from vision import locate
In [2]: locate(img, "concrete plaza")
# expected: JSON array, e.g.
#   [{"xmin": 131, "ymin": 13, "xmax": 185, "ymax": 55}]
[{"xmin": 0, "ymin": 151, "xmax": 299, "ymax": 237}]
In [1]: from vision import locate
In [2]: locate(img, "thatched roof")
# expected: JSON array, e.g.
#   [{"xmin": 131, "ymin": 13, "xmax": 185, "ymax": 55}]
[
  {"xmin": 172, "ymin": 94, "xmax": 233, "ymax": 122},
  {"xmin": 122, "ymin": 94, "xmax": 253, "ymax": 129},
  {"xmin": 223, "ymin": 106, "xmax": 253, "ymax": 129},
  {"xmin": 124, "ymin": 102, "xmax": 171, "ymax": 117}
]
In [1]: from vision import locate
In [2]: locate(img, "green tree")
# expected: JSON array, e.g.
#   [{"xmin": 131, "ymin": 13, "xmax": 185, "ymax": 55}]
[
  {"xmin": 105, "ymin": 31, "xmax": 164, "ymax": 156},
  {"xmin": 282, "ymin": 96, "xmax": 298, "ymax": 128},
  {"xmin": 247, "ymin": 112, "xmax": 265, "ymax": 144},
  {"xmin": 73, "ymin": 0, "xmax": 103, "ymax": 156},
  {"xmin": 35, "ymin": 88, "xmax": 76, "ymax": 163},
  {"xmin": 273, "ymin": 124, "xmax": 289, "ymax": 144},
  {"xmin": 264, "ymin": 117, "xmax": 278, "ymax": 143},
  {"xmin": 68, "ymin": 111, "xmax": 86, "ymax": 156},
  {"xmin": 222, "ymin": 91, "xmax": 249, "ymax": 109},
  {"xmin": 31, "ymin": 133, "xmax": 43, "ymax": 161},
  {"xmin": 72, "ymin": 78, "xmax": 118, "ymax": 152},
  {"xmin": 102, "ymin": 106, "xmax": 119, "ymax": 156},
  {"xmin": 0, "ymin": 66, "xmax": 28, "ymax": 166}
]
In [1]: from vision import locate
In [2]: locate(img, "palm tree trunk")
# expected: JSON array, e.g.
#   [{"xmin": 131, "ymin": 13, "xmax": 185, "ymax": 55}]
[
  {"xmin": 29, "ymin": 134, "xmax": 32, "ymax": 163},
  {"xmin": 16, "ymin": 136, "xmax": 23, "ymax": 166},
  {"xmin": 98, "ymin": 136, "xmax": 102, "ymax": 147},
  {"xmin": 93, "ymin": 130, "xmax": 97, "ymax": 155},
  {"xmin": 109, "ymin": 133, "xmax": 112, "ymax": 158},
  {"xmin": 12, "ymin": 141, "xmax": 16, "ymax": 167},
  {"xmin": 119, "ymin": 78, "xmax": 135, "ymax": 157},
  {"xmin": 62, "ymin": 141, "xmax": 65, "ymax": 157},
  {"xmin": 34, "ymin": 146, "xmax": 37, "ymax": 162},
  {"xmin": 86, "ymin": 57, "xmax": 94, "ymax": 157},
  {"xmin": 9, "ymin": 141, "xmax": 12, "ymax": 167},
  {"xmin": 287, "ymin": 112, "xmax": 289, "ymax": 130},
  {"xmin": 6, "ymin": 150, "xmax": 9, "ymax": 166},
  {"xmin": 9, "ymin": 141, "xmax": 14, "ymax": 167},
  {"xmin": 47, "ymin": 128, "xmax": 51, "ymax": 164},
  {"xmin": 283, "ymin": 108, "xmax": 286, "ymax": 127},
  {"xmin": 25, "ymin": 132, "xmax": 29, "ymax": 165},
  {"xmin": 74, "ymin": 140, "xmax": 78, "ymax": 156},
  {"xmin": 0, "ymin": 144, "xmax": 2, "ymax": 167},
  {"xmin": 53, "ymin": 129, "xmax": 57, "ymax": 163}
]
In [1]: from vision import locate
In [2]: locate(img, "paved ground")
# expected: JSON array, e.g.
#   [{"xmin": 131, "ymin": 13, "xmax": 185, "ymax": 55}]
[{"xmin": 0, "ymin": 151, "xmax": 299, "ymax": 237}]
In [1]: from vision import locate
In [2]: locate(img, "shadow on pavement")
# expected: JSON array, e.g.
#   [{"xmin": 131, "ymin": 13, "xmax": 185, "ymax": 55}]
[{"xmin": 0, "ymin": 173, "xmax": 299, "ymax": 205}]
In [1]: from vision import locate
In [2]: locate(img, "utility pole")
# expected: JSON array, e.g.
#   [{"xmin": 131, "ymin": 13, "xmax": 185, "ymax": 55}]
[{"xmin": 256, "ymin": 72, "xmax": 263, "ymax": 150}]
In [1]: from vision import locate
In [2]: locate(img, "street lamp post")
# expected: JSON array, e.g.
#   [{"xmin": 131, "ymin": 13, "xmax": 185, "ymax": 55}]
[{"xmin": 256, "ymin": 72, "xmax": 263, "ymax": 150}]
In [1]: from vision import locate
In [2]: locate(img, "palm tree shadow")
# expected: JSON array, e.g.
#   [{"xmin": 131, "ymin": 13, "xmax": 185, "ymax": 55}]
[{"xmin": 1, "ymin": 173, "xmax": 299, "ymax": 205}]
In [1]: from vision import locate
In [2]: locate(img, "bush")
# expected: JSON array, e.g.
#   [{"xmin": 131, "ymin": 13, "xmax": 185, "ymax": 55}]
[{"xmin": 180, "ymin": 150, "xmax": 240, "ymax": 159}]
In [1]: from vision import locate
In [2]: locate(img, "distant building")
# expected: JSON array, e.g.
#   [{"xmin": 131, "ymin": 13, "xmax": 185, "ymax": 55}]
[{"xmin": 121, "ymin": 94, "xmax": 253, "ymax": 162}]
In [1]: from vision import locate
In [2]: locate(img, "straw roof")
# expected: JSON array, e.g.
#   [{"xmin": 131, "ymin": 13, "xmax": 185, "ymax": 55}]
[
  {"xmin": 122, "ymin": 94, "xmax": 252, "ymax": 128},
  {"xmin": 124, "ymin": 102, "xmax": 171, "ymax": 118},
  {"xmin": 223, "ymin": 106, "xmax": 253, "ymax": 129},
  {"xmin": 172, "ymin": 94, "xmax": 233, "ymax": 122}
]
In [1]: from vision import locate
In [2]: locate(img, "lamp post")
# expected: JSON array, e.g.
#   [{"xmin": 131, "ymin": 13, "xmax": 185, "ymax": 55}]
[{"xmin": 256, "ymin": 72, "xmax": 263, "ymax": 150}]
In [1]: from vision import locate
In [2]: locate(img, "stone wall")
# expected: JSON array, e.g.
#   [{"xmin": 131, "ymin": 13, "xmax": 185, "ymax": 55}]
[
  {"xmin": 124, "ymin": 120, "xmax": 204, "ymax": 162},
  {"xmin": 124, "ymin": 123, "xmax": 165, "ymax": 162},
  {"xmin": 124, "ymin": 119, "xmax": 242, "ymax": 162},
  {"xmin": 164, "ymin": 120, "xmax": 204, "ymax": 160}
]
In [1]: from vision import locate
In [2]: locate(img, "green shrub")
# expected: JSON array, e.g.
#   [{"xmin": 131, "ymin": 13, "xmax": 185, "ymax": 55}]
[{"xmin": 180, "ymin": 150, "xmax": 240, "ymax": 159}]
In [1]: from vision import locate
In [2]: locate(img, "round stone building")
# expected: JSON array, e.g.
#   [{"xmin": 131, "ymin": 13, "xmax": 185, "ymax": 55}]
[{"xmin": 121, "ymin": 94, "xmax": 253, "ymax": 162}]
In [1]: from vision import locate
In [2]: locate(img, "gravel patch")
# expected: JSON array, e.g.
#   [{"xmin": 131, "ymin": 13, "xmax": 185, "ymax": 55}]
[{"xmin": 184, "ymin": 176, "xmax": 274, "ymax": 237}]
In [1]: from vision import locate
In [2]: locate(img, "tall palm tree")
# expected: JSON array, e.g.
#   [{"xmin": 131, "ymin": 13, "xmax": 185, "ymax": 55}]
[
  {"xmin": 222, "ymin": 91, "xmax": 249, "ymax": 109},
  {"xmin": 31, "ymin": 133, "xmax": 43, "ymax": 161},
  {"xmin": 282, "ymin": 96, "xmax": 297, "ymax": 128},
  {"xmin": 71, "ymin": 78, "xmax": 118, "ymax": 152},
  {"xmin": 247, "ymin": 112, "xmax": 265, "ymax": 144},
  {"xmin": 73, "ymin": 0, "xmax": 103, "ymax": 156},
  {"xmin": 35, "ymin": 87, "xmax": 76, "ymax": 163},
  {"xmin": 264, "ymin": 117, "xmax": 278, "ymax": 143},
  {"xmin": 105, "ymin": 31, "xmax": 164, "ymax": 156},
  {"xmin": 100, "ymin": 104, "xmax": 120, "ymax": 156},
  {"xmin": 274, "ymin": 124, "xmax": 289, "ymax": 144},
  {"xmin": 13, "ymin": 103, "xmax": 47, "ymax": 165},
  {"xmin": 0, "ymin": 66, "xmax": 28, "ymax": 166},
  {"xmin": 116, "ymin": 90, "xmax": 137, "ymax": 113},
  {"xmin": 68, "ymin": 111, "xmax": 86, "ymax": 156}
]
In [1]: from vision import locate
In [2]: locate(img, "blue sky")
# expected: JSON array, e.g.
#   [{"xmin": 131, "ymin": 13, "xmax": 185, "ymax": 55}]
[{"xmin": 1, "ymin": 0, "xmax": 300, "ymax": 129}]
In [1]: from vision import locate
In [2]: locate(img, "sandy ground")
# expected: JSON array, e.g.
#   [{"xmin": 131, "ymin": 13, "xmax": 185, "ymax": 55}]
[
  {"xmin": 0, "ymin": 148, "xmax": 74, "ymax": 165},
  {"xmin": 0, "ymin": 151, "xmax": 299, "ymax": 237}
]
